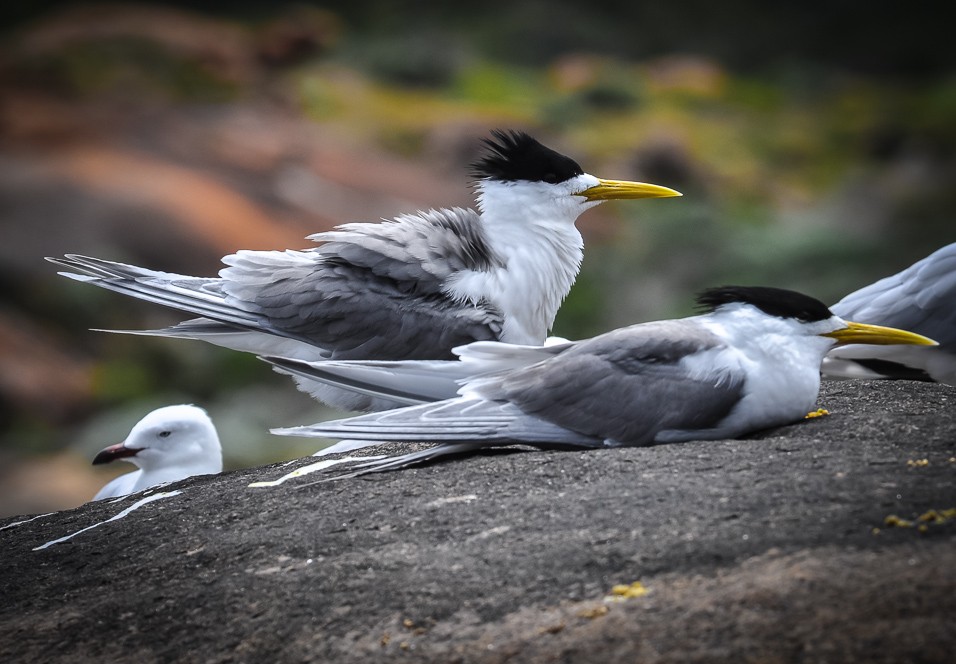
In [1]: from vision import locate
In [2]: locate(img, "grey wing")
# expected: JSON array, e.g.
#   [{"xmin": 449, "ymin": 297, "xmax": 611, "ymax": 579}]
[
  {"xmin": 259, "ymin": 340, "xmax": 573, "ymax": 407},
  {"xmin": 832, "ymin": 242, "xmax": 956, "ymax": 351},
  {"xmin": 310, "ymin": 208, "xmax": 504, "ymax": 279},
  {"xmin": 271, "ymin": 397, "xmax": 602, "ymax": 447},
  {"xmin": 261, "ymin": 355, "xmax": 461, "ymax": 406},
  {"xmin": 50, "ymin": 208, "xmax": 507, "ymax": 360},
  {"xmin": 219, "ymin": 208, "xmax": 506, "ymax": 360},
  {"xmin": 471, "ymin": 320, "xmax": 746, "ymax": 446}
]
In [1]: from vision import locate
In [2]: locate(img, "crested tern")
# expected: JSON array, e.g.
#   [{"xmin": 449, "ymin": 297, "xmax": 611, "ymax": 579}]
[
  {"xmin": 91, "ymin": 404, "xmax": 223, "ymax": 500},
  {"xmin": 48, "ymin": 130, "xmax": 680, "ymax": 411},
  {"xmin": 823, "ymin": 241, "xmax": 956, "ymax": 385},
  {"xmin": 267, "ymin": 286, "xmax": 937, "ymax": 475}
]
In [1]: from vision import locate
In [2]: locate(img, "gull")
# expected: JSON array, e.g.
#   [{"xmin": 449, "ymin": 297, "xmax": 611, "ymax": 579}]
[
  {"xmin": 823, "ymin": 241, "xmax": 956, "ymax": 385},
  {"xmin": 48, "ymin": 130, "xmax": 680, "ymax": 411},
  {"xmin": 91, "ymin": 404, "xmax": 223, "ymax": 500},
  {"xmin": 266, "ymin": 285, "xmax": 936, "ymax": 475}
]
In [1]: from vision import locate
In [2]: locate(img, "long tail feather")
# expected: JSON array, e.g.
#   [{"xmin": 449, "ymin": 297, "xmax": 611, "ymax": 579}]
[{"xmin": 48, "ymin": 255, "xmax": 312, "ymax": 345}]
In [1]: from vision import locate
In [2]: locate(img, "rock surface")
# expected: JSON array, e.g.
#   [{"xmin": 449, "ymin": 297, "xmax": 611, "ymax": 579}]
[{"xmin": 1, "ymin": 380, "xmax": 954, "ymax": 663}]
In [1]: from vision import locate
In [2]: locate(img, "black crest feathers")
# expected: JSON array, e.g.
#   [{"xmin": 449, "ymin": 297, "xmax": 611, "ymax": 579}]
[
  {"xmin": 696, "ymin": 286, "xmax": 833, "ymax": 323},
  {"xmin": 470, "ymin": 130, "xmax": 584, "ymax": 184}
]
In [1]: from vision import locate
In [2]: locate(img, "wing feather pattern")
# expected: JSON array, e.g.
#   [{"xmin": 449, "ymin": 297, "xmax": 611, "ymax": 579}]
[
  {"xmin": 468, "ymin": 320, "xmax": 745, "ymax": 444},
  {"xmin": 48, "ymin": 208, "xmax": 507, "ymax": 361}
]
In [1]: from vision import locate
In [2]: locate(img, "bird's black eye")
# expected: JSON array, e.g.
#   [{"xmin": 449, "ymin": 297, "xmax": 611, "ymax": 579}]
[{"xmin": 158, "ymin": 431, "xmax": 171, "ymax": 438}]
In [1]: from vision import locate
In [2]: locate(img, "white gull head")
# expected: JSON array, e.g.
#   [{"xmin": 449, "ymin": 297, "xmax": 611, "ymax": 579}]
[{"xmin": 91, "ymin": 404, "xmax": 223, "ymax": 501}]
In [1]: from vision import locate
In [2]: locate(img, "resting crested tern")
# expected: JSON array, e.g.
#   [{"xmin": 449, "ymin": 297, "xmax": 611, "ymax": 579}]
[
  {"xmin": 92, "ymin": 404, "xmax": 222, "ymax": 500},
  {"xmin": 49, "ymin": 130, "xmax": 680, "ymax": 411},
  {"xmin": 268, "ymin": 286, "xmax": 936, "ymax": 475},
  {"xmin": 824, "ymin": 241, "xmax": 956, "ymax": 385}
]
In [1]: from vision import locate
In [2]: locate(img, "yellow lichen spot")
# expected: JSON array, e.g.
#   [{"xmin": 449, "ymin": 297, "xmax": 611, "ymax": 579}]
[
  {"xmin": 917, "ymin": 508, "xmax": 955, "ymax": 525},
  {"xmin": 906, "ymin": 458, "xmax": 930, "ymax": 468},
  {"xmin": 539, "ymin": 623, "xmax": 566, "ymax": 635},
  {"xmin": 918, "ymin": 524, "xmax": 929, "ymax": 534},
  {"xmin": 804, "ymin": 408, "xmax": 830, "ymax": 419},
  {"xmin": 399, "ymin": 642, "xmax": 410, "ymax": 651},
  {"xmin": 883, "ymin": 515, "xmax": 913, "ymax": 528},
  {"xmin": 871, "ymin": 527, "xmax": 881, "ymax": 535},
  {"xmin": 578, "ymin": 605, "xmax": 610, "ymax": 619},
  {"xmin": 402, "ymin": 618, "xmax": 415, "ymax": 629},
  {"xmin": 380, "ymin": 632, "xmax": 391, "ymax": 647},
  {"xmin": 610, "ymin": 581, "xmax": 649, "ymax": 598}
]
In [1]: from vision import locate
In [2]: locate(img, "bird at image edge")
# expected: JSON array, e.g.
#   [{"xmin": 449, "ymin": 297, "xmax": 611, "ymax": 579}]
[
  {"xmin": 49, "ymin": 130, "xmax": 681, "ymax": 411},
  {"xmin": 266, "ymin": 286, "xmax": 937, "ymax": 476},
  {"xmin": 824, "ymin": 241, "xmax": 956, "ymax": 385}
]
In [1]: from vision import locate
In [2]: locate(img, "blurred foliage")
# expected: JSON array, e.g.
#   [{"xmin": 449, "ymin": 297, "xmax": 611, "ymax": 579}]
[
  {"xmin": 14, "ymin": 38, "xmax": 241, "ymax": 101},
  {"xmin": 286, "ymin": 47, "xmax": 956, "ymax": 338}
]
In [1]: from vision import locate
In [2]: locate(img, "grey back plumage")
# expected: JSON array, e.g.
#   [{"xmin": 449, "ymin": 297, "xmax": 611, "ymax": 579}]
[{"xmin": 469, "ymin": 320, "xmax": 745, "ymax": 444}]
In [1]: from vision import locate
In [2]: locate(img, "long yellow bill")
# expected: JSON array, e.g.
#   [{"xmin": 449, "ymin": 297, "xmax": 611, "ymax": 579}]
[
  {"xmin": 580, "ymin": 179, "xmax": 682, "ymax": 201},
  {"xmin": 823, "ymin": 321, "xmax": 938, "ymax": 347}
]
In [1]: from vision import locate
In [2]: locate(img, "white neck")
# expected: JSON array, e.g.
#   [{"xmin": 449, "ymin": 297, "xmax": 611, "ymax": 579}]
[
  {"xmin": 694, "ymin": 306, "xmax": 839, "ymax": 429},
  {"xmin": 444, "ymin": 176, "xmax": 601, "ymax": 344}
]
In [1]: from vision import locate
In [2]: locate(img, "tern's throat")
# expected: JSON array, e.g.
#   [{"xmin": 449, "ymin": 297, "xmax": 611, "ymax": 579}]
[{"xmin": 447, "ymin": 181, "xmax": 589, "ymax": 344}]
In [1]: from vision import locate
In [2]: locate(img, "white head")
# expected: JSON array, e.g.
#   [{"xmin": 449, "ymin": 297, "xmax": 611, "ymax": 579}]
[
  {"xmin": 92, "ymin": 404, "xmax": 223, "ymax": 475},
  {"xmin": 695, "ymin": 285, "xmax": 938, "ymax": 362},
  {"xmin": 471, "ymin": 129, "xmax": 681, "ymax": 233},
  {"xmin": 684, "ymin": 286, "xmax": 939, "ymax": 434},
  {"xmin": 455, "ymin": 130, "xmax": 681, "ymax": 344}
]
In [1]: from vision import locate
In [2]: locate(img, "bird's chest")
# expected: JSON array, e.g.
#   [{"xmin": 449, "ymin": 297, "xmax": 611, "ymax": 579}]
[
  {"xmin": 738, "ymin": 343, "xmax": 822, "ymax": 423},
  {"xmin": 445, "ymin": 232, "xmax": 583, "ymax": 344}
]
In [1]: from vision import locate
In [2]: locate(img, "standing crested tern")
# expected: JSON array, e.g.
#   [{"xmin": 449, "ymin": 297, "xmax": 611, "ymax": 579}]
[
  {"xmin": 48, "ymin": 130, "xmax": 680, "ymax": 411},
  {"xmin": 824, "ymin": 241, "xmax": 956, "ymax": 385},
  {"xmin": 267, "ymin": 286, "xmax": 936, "ymax": 475},
  {"xmin": 91, "ymin": 404, "xmax": 223, "ymax": 500}
]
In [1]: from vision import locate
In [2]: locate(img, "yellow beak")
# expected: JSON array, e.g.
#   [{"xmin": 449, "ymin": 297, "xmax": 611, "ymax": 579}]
[
  {"xmin": 579, "ymin": 179, "xmax": 682, "ymax": 202},
  {"xmin": 822, "ymin": 321, "xmax": 938, "ymax": 347}
]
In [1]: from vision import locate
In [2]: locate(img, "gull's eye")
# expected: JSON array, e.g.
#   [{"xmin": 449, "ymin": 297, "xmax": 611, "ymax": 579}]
[{"xmin": 158, "ymin": 431, "xmax": 172, "ymax": 438}]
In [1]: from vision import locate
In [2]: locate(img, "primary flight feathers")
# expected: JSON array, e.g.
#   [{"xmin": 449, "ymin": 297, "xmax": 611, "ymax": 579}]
[
  {"xmin": 49, "ymin": 130, "xmax": 680, "ymax": 411},
  {"xmin": 268, "ymin": 286, "xmax": 936, "ymax": 476}
]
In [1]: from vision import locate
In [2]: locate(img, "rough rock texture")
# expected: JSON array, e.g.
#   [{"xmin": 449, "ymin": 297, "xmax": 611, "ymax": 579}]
[{"xmin": 1, "ymin": 380, "xmax": 954, "ymax": 663}]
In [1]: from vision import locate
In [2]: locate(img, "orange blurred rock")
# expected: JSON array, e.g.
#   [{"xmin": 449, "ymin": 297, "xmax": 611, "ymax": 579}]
[
  {"xmin": 0, "ymin": 451, "xmax": 110, "ymax": 517},
  {"xmin": 52, "ymin": 145, "xmax": 313, "ymax": 253}
]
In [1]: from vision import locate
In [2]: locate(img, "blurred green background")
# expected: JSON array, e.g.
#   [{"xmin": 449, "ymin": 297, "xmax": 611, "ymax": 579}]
[{"xmin": 1, "ymin": 1, "xmax": 954, "ymax": 515}]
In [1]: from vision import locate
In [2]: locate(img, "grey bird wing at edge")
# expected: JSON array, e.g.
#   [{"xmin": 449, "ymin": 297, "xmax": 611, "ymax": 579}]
[
  {"xmin": 831, "ymin": 242, "xmax": 956, "ymax": 352},
  {"xmin": 48, "ymin": 208, "xmax": 506, "ymax": 361}
]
